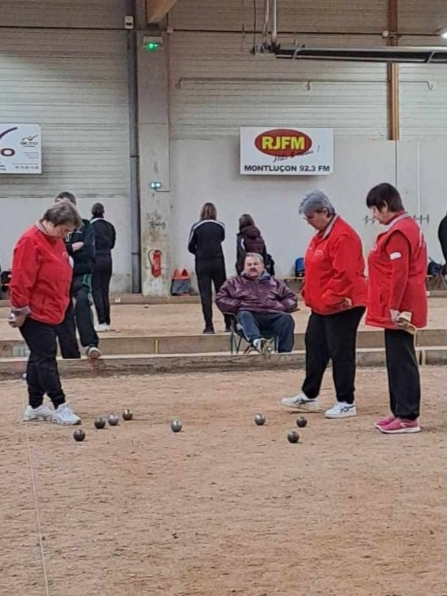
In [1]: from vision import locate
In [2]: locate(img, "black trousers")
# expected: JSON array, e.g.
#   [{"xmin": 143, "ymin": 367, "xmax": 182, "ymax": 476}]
[
  {"xmin": 302, "ymin": 307, "xmax": 365, "ymax": 404},
  {"xmin": 56, "ymin": 275, "xmax": 99, "ymax": 359},
  {"xmin": 237, "ymin": 311, "xmax": 295, "ymax": 352},
  {"xmin": 20, "ymin": 318, "xmax": 66, "ymax": 409},
  {"xmin": 385, "ymin": 329, "xmax": 421, "ymax": 420},
  {"xmin": 196, "ymin": 259, "xmax": 232, "ymax": 330},
  {"xmin": 92, "ymin": 264, "xmax": 112, "ymax": 325}
]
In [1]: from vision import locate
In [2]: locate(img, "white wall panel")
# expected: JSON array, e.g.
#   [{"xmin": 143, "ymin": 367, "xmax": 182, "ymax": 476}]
[
  {"xmin": 171, "ymin": 138, "xmax": 397, "ymax": 279},
  {"xmin": 0, "ymin": 197, "xmax": 131, "ymax": 293}
]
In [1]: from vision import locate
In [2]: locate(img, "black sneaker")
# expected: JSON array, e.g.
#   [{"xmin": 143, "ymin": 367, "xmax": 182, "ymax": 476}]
[{"xmin": 203, "ymin": 327, "xmax": 215, "ymax": 335}]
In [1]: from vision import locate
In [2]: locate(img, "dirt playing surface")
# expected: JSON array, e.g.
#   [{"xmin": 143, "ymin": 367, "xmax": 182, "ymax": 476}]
[
  {"xmin": 0, "ymin": 296, "xmax": 446, "ymax": 340},
  {"xmin": 2, "ymin": 367, "xmax": 447, "ymax": 596}
]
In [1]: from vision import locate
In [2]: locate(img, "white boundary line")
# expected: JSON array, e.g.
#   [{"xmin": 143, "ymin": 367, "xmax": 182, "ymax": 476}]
[{"xmin": 22, "ymin": 399, "xmax": 51, "ymax": 596}]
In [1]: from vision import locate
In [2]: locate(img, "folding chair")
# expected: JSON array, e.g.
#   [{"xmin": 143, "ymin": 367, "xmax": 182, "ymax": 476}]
[
  {"xmin": 224, "ymin": 313, "xmax": 278, "ymax": 355},
  {"xmin": 0, "ymin": 270, "xmax": 11, "ymax": 294}
]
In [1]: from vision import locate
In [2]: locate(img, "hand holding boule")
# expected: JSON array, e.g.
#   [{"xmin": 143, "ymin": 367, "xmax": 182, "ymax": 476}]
[{"xmin": 8, "ymin": 313, "xmax": 26, "ymax": 328}]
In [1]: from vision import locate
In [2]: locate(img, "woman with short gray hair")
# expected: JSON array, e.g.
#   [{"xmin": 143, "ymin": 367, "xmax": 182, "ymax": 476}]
[
  {"xmin": 281, "ymin": 190, "xmax": 367, "ymax": 419},
  {"xmin": 9, "ymin": 201, "xmax": 83, "ymax": 425}
]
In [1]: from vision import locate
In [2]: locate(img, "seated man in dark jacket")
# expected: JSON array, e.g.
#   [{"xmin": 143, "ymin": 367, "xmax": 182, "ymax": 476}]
[
  {"xmin": 55, "ymin": 191, "xmax": 101, "ymax": 360},
  {"xmin": 216, "ymin": 253, "xmax": 297, "ymax": 353}
]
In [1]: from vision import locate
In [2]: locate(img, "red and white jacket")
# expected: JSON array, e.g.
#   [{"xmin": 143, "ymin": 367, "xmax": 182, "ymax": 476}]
[
  {"xmin": 366, "ymin": 212, "xmax": 428, "ymax": 330},
  {"xmin": 10, "ymin": 222, "xmax": 73, "ymax": 326},
  {"xmin": 302, "ymin": 216, "xmax": 367, "ymax": 315}
]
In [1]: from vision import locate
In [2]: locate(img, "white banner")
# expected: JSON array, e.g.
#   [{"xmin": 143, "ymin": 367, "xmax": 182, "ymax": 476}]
[
  {"xmin": 240, "ymin": 127, "xmax": 334, "ymax": 176},
  {"xmin": 0, "ymin": 124, "xmax": 42, "ymax": 174}
]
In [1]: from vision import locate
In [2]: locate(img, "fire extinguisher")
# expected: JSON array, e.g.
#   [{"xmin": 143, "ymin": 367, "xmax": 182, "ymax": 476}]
[{"xmin": 149, "ymin": 249, "xmax": 163, "ymax": 277}]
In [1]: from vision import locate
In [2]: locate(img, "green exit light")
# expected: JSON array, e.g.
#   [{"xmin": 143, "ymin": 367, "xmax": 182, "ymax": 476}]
[{"xmin": 145, "ymin": 41, "xmax": 161, "ymax": 52}]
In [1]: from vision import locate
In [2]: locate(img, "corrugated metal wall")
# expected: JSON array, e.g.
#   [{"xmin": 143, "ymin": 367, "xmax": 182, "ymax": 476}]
[
  {"xmin": 168, "ymin": 0, "xmax": 389, "ymax": 140},
  {"xmin": 169, "ymin": 0, "xmax": 447, "ymax": 141},
  {"xmin": 169, "ymin": 33, "xmax": 388, "ymax": 139},
  {"xmin": 167, "ymin": 0, "xmax": 447, "ymax": 279},
  {"xmin": 0, "ymin": 0, "xmax": 132, "ymax": 291},
  {"xmin": 398, "ymin": 0, "xmax": 447, "ymax": 34},
  {"xmin": 169, "ymin": 0, "xmax": 388, "ymax": 33},
  {"xmin": 0, "ymin": 29, "xmax": 130, "ymax": 198},
  {"xmin": 399, "ymin": 36, "xmax": 447, "ymax": 139},
  {"xmin": 0, "ymin": 0, "xmax": 126, "ymax": 29}
]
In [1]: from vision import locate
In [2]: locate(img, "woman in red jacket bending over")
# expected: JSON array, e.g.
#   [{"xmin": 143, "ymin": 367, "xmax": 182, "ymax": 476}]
[
  {"xmin": 366, "ymin": 183, "xmax": 427, "ymax": 434},
  {"xmin": 9, "ymin": 201, "xmax": 83, "ymax": 426},
  {"xmin": 282, "ymin": 190, "xmax": 367, "ymax": 419}
]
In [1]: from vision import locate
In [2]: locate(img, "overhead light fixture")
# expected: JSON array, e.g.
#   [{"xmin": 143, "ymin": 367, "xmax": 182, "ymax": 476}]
[
  {"xmin": 436, "ymin": 26, "xmax": 447, "ymax": 39},
  {"xmin": 275, "ymin": 45, "xmax": 447, "ymax": 63}
]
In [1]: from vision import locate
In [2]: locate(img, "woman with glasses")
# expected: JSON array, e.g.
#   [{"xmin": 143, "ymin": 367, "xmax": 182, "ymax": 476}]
[
  {"xmin": 366, "ymin": 183, "xmax": 427, "ymax": 434},
  {"xmin": 9, "ymin": 201, "xmax": 83, "ymax": 426},
  {"xmin": 281, "ymin": 190, "xmax": 367, "ymax": 419}
]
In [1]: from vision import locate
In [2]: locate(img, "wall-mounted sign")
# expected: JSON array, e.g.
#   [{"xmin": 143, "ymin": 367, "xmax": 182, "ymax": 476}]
[
  {"xmin": 0, "ymin": 124, "xmax": 42, "ymax": 174},
  {"xmin": 240, "ymin": 127, "xmax": 334, "ymax": 176}
]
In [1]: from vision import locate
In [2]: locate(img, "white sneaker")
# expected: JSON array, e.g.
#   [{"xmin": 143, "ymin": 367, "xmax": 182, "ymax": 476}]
[
  {"xmin": 252, "ymin": 338, "xmax": 266, "ymax": 352},
  {"xmin": 252, "ymin": 337, "xmax": 274, "ymax": 355},
  {"xmin": 86, "ymin": 346, "xmax": 101, "ymax": 360},
  {"xmin": 325, "ymin": 402, "xmax": 357, "ymax": 419},
  {"xmin": 52, "ymin": 403, "xmax": 81, "ymax": 426},
  {"xmin": 23, "ymin": 404, "xmax": 54, "ymax": 422},
  {"xmin": 281, "ymin": 392, "xmax": 319, "ymax": 412},
  {"xmin": 95, "ymin": 323, "xmax": 109, "ymax": 332}
]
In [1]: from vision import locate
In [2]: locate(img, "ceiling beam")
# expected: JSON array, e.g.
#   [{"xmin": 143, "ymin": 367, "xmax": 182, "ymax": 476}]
[{"xmin": 146, "ymin": 0, "xmax": 179, "ymax": 24}]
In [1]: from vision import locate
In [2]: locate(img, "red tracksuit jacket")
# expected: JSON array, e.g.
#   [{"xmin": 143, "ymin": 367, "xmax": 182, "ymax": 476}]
[
  {"xmin": 367, "ymin": 212, "xmax": 428, "ymax": 330},
  {"xmin": 9, "ymin": 223, "xmax": 73, "ymax": 325},
  {"xmin": 303, "ymin": 216, "xmax": 367, "ymax": 315}
]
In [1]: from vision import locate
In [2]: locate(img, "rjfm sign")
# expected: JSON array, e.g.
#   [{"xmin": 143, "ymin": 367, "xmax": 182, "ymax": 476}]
[{"xmin": 240, "ymin": 127, "xmax": 334, "ymax": 176}]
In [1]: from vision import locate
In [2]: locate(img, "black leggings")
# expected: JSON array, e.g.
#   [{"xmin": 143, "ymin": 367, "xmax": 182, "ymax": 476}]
[
  {"xmin": 196, "ymin": 259, "xmax": 231, "ymax": 330},
  {"xmin": 302, "ymin": 307, "xmax": 365, "ymax": 404},
  {"xmin": 20, "ymin": 318, "xmax": 66, "ymax": 409},
  {"xmin": 385, "ymin": 329, "xmax": 421, "ymax": 420},
  {"xmin": 56, "ymin": 276, "xmax": 99, "ymax": 358},
  {"xmin": 92, "ymin": 268, "xmax": 112, "ymax": 325}
]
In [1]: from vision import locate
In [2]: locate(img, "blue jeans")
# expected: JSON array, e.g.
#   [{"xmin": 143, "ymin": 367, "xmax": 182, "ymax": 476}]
[{"xmin": 237, "ymin": 311, "xmax": 295, "ymax": 353}]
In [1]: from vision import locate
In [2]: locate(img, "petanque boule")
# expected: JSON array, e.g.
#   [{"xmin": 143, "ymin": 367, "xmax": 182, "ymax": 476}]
[
  {"xmin": 254, "ymin": 414, "xmax": 266, "ymax": 426},
  {"xmin": 171, "ymin": 419, "xmax": 182, "ymax": 433},
  {"xmin": 287, "ymin": 431, "xmax": 300, "ymax": 444},
  {"xmin": 94, "ymin": 418, "xmax": 106, "ymax": 430},
  {"xmin": 108, "ymin": 414, "xmax": 119, "ymax": 426},
  {"xmin": 296, "ymin": 417, "xmax": 308, "ymax": 428},
  {"xmin": 122, "ymin": 409, "xmax": 133, "ymax": 421},
  {"xmin": 74, "ymin": 429, "xmax": 86, "ymax": 442}
]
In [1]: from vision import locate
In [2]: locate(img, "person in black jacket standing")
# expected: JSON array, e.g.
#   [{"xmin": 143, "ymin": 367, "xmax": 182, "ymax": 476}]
[
  {"xmin": 236, "ymin": 214, "xmax": 268, "ymax": 275},
  {"xmin": 91, "ymin": 203, "xmax": 116, "ymax": 332},
  {"xmin": 55, "ymin": 192, "xmax": 101, "ymax": 360},
  {"xmin": 188, "ymin": 202, "xmax": 232, "ymax": 334},
  {"xmin": 438, "ymin": 212, "xmax": 447, "ymax": 269}
]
